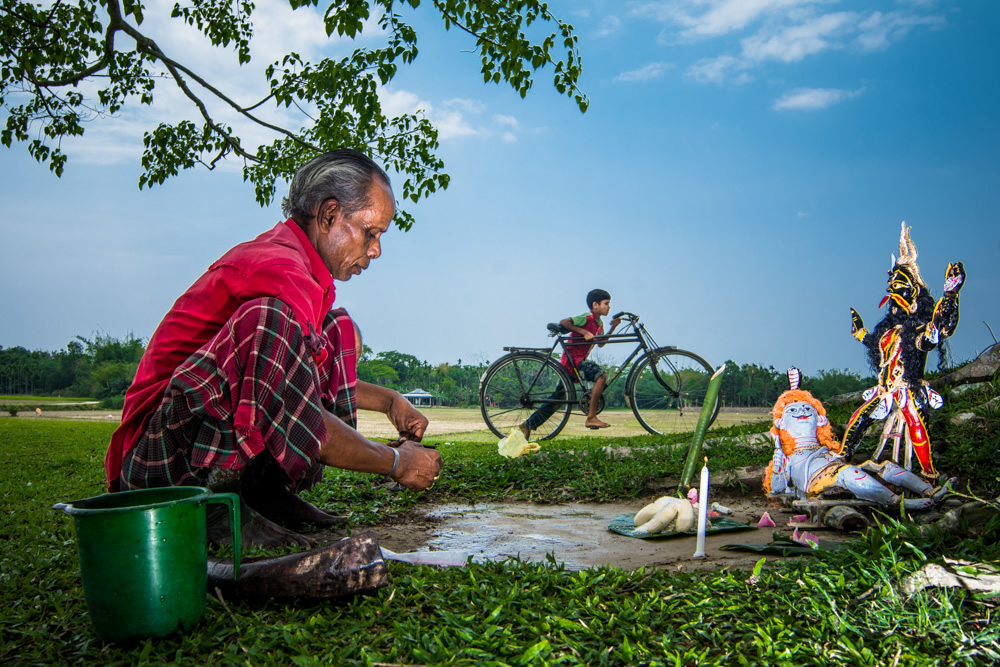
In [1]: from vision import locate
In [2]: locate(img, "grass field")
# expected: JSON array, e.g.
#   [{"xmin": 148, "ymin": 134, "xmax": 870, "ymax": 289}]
[
  {"xmin": 3, "ymin": 409, "xmax": 999, "ymax": 665},
  {"xmin": 3, "ymin": 382, "xmax": 999, "ymax": 665},
  {"xmin": 7, "ymin": 404, "xmax": 770, "ymax": 441},
  {"xmin": 359, "ymin": 406, "xmax": 769, "ymax": 443},
  {"xmin": 0, "ymin": 395, "xmax": 97, "ymax": 404}
]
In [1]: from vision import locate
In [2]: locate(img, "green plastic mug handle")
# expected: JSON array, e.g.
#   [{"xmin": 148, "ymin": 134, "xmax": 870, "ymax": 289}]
[{"xmin": 204, "ymin": 493, "xmax": 241, "ymax": 579}]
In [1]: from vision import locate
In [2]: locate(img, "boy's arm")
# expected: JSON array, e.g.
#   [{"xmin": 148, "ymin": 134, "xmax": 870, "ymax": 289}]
[
  {"xmin": 560, "ymin": 316, "xmax": 596, "ymax": 341},
  {"xmin": 596, "ymin": 316, "xmax": 622, "ymax": 347}
]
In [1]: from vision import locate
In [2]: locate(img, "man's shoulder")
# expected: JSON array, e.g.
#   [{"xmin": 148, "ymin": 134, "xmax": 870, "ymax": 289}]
[{"xmin": 212, "ymin": 226, "xmax": 310, "ymax": 274}]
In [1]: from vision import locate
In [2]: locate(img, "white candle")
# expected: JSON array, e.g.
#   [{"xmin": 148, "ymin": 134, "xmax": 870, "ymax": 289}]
[{"xmin": 693, "ymin": 458, "xmax": 709, "ymax": 558}]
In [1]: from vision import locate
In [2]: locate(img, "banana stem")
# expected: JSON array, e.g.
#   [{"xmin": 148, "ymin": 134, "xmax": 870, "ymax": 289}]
[{"xmin": 679, "ymin": 364, "xmax": 727, "ymax": 491}]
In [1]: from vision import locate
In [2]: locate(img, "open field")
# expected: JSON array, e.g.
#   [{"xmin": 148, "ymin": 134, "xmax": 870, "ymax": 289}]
[
  {"xmin": 0, "ymin": 395, "xmax": 96, "ymax": 404},
  {"xmin": 5, "ymin": 404, "xmax": 771, "ymax": 441},
  {"xmin": 330, "ymin": 407, "xmax": 767, "ymax": 442}
]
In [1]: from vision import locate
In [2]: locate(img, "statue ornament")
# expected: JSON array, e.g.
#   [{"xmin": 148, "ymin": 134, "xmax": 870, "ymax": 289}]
[
  {"xmin": 842, "ymin": 222, "xmax": 964, "ymax": 478},
  {"xmin": 763, "ymin": 368, "xmax": 953, "ymax": 509}
]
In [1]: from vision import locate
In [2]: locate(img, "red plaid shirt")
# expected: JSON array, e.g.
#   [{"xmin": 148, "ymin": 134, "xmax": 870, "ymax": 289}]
[{"xmin": 106, "ymin": 220, "xmax": 336, "ymax": 488}]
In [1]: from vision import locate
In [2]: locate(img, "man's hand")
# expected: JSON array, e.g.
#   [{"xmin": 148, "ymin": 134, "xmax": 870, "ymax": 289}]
[
  {"xmin": 392, "ymin": 440, "xmax": 443, "ymax": 491},
  {"xmin": 387, "ymin": 395, "xmax": 429, "ymax": 441},
  {"xmin": 582, "ymin": 331, "xmax": 595, "ymax": 341},
  {"xmin": 610, "ymin": 316, "xmax": 622, "ymax": 329}
]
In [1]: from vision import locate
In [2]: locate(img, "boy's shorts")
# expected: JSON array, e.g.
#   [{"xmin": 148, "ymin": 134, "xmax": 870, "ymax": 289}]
[{"xmin": 575, "ymin": 360, "xmax": 604, "ymax": 383}]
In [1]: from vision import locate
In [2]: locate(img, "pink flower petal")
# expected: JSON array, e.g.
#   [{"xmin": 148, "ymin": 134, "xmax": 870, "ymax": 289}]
[
  {"xmin": 791, "ymin": 514, "xmax": 808, "ymax": 524},
  {"xmin": 757, "ymin": 512, "xmax": 776, "ymax": 528},
  {"xmin": 790, "ymin": 528, "xmax": 820, "ymax": 548}
]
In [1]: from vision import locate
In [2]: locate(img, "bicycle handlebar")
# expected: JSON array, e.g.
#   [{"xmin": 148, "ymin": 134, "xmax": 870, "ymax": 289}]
[{"xmin": 613, "ymin": 311, "xmax": 638, "ymax": 321}]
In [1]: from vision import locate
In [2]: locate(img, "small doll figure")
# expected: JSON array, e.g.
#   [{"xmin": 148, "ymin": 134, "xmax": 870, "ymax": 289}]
[
  {"xmin": 764, "ymin": 368, "xmax": 952, "ymax": 509},
  {"xmin": 842, "ymin": 222, "xmax": 964, "ymax": 478}
]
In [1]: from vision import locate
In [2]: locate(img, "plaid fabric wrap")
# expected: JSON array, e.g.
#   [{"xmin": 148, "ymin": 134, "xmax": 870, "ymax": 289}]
[{"xmin": 121, "ymin": 298, "xmax": 358, "ymax": 491}]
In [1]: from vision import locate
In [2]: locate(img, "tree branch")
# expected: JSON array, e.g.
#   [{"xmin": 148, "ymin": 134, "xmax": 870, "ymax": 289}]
[{"xmin": 113, "ymin": 16, "xmax": 321, "ymax": 157}]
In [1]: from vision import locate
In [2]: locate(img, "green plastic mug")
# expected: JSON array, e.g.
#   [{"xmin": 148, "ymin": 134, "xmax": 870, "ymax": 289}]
[{"xmin": 54, "ymin": 486, "xmax": 240, "ymax": 642}]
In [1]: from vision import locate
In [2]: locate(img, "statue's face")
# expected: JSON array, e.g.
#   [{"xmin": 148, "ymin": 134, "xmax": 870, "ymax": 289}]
[
  {"xmin": 884, "ymin": 266, "xmax": 919, "ymax": 312},
  {"xmin": 780, "ymin": 401, "xmax": 820, "ymax": 438}
]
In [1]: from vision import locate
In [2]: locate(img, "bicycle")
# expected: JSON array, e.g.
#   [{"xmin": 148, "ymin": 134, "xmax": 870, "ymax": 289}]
[{"xmin": 479, "ymin": 312, "xmax": 719, "ymax": 440}]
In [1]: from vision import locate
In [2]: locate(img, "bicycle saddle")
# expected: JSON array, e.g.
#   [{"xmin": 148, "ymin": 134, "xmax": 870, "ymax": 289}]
[{"xmin": 547, "ymin": 322, "xmax": 569, "ymax": 336}]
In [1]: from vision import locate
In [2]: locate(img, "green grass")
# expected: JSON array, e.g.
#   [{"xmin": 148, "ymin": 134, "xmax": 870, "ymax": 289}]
[
  {"xmin": 3, "ymin": 390, "xmax": 999, "ymax": 665},
  {"xmin": 0, "ymin": 395, "xmax": 96, "ymax": 403}
]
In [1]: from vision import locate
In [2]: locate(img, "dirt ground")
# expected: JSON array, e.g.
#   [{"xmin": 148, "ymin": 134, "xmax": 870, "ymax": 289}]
[{"xmin": 312, "ymin": 490, "xmax": 844, "ymax": 573}]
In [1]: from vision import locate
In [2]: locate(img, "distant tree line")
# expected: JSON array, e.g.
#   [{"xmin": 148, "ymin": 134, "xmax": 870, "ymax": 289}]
[
  {"xmin": 0, "ymin": 334, "xmax": 144, "ymax": 406},
  {"xmin": 717, "ymin": 362, "xmax": 874, "ymax": 407},
  {"xmin": 1, "ymin": 336, "xmax": 875, "ymax": 409},
  {"xmin": 357, "ymin": 347, "xmax": 489, "ymax": 407}
]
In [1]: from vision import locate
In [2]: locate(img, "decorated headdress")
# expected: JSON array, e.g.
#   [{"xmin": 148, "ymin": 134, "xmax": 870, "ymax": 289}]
[{"xmin": 891, "ymin": 221, "xmax": 926, "ymax": 289}]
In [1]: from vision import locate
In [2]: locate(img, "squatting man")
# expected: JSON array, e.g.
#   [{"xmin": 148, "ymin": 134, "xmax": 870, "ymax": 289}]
[{"xmin": 105, "ymin": 149, "xmax": 442, "ymax": 547}]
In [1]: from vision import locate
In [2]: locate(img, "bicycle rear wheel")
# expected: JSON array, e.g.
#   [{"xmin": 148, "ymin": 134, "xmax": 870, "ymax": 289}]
[
  {"xmin": 627, "ymin": 348, "xmax": 718, "ymax": 436},
  {"xmin": 480, "ymin": 353, "xmax": 574, "ymax": 440}
]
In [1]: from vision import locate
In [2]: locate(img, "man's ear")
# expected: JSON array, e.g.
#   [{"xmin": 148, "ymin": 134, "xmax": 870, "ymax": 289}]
[
  {"xmin": 774, "ymin": 418, "xmax": 784, "ymax": 430},
  {"xmin": 316, "ymin": 198, "xmax": 341, "ymax": 231},
  {"xmin": 817, "ymin": 415, "xmax": 829, "ymax": 427}
]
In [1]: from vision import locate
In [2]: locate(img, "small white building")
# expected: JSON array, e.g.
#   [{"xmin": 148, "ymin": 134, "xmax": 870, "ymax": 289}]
[{"xmin": 401, "ymin": 388, "xmax": 439, "ymax": 407}]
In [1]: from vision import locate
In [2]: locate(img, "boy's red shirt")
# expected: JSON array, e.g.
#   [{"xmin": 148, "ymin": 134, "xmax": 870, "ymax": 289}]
[
  {"xmin": 559, "ymin": 311, "xmax": 603, "ymax": 376},
  {"xmin": 104, "ymin": 220, "xmax": 336, "ymax": 489}
]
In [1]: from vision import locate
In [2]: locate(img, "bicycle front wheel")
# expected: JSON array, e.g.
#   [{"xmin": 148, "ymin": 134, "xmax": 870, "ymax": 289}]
[
  {"xmin": 627, "ymin": 348, "xmax": 718, "ymax": 436},
  {"xmin": 480, "ymin": 353, "xmax": 575, "ymax": 441}
]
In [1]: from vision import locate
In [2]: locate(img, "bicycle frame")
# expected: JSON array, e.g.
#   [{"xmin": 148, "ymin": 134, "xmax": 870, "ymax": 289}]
[
  {"xmin": 501, "ymin": 313, "xmax": 667, "ymax": 414},
  {"xmin": 481, "ymin": 311, "xmax": 719, "ymax": 439}
]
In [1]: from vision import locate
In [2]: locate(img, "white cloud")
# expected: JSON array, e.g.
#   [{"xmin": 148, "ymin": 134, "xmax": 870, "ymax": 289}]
[
  {"xmin": 596, "ymin": 15, "xmax": 622, "ymax": 37},
  {"xmin": 635, "ymin": 0, "xmax": 946, "ymax": 85},
  {"xmin": 741, "ymin": 11, "xmax": 856, "ymax": 63},
  {"xmin": 445, "ymin": 98, "xmax": 487, "ymax": 114},
  {"xmin": 687, "ymin": 55, "xmax": 748, "ymax": 84},
  {"xmin": 772, "ymin": 87, "xmax": 863, "ymax": 110},
  {"xmin": 856, "ymin": 10, "xmax": 945, "ymax": 52},
  {"xmin": 435, "ymin": 111, "xmax": 480, "ymax": 139},
  {"xmin": 633, "ymin": 0, "xmax": 824, "ymax": 39},
  {"xmin": 382, "ymin": 91, "xmax": 479, "ymax": 139},
  {"xmin": 494, "ymin": 114, "xmax": 520, "ymax": 129},
  {"xmin": 502, "ymin": 132, "xmax": 518, "ymax": 143},
  {"xmin": 380, "ymin": 89, "xmax": 428, "ymax": 118},
  {"xmin": 614, "ymin": 61, "xmax": 674, "ymax": 82}
]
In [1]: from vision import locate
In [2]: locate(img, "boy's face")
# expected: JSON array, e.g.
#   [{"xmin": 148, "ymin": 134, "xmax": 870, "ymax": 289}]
[{"xmin": 591, "ymin": 299, "xmax": 611, "ymax": 316}]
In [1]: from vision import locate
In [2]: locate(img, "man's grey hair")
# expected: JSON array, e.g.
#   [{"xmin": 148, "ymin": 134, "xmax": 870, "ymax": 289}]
[{"xmin": 281, "ymin": 149, "xmax": 393, "ymax": 225}]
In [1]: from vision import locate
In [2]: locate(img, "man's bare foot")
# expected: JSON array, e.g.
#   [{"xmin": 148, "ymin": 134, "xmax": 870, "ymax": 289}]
[
  {"xmin": 245, "ymin": 483, "xmax": 347, "ymax": 529},
  {"xmin": 207, "ymin": 502, "xmax": 315, "ymax": 549},
  {"xmin": 585, "ymin": 418, "xmax": 611, "ymax": 429},
  {"xmin": 519, "ymin": 422, "xmax": 531, "ymax": 439}
]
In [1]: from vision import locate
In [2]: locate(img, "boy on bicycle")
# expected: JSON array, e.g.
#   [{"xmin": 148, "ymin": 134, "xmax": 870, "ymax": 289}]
[{"xmin": 521, "ymin": 289, "xmax": 622, "ymax": 436}]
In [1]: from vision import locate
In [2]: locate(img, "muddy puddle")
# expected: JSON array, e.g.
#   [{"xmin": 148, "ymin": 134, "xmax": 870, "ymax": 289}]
[{"xmin": 367, "ymin": 498, "xmax": 835, "ymax": 572}]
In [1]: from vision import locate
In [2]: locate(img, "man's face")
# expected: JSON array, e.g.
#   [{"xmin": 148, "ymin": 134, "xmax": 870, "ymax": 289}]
[
  {"xmin": 780, "ymin": 401, "xmax": 819, "ymax": 439},
  {"xmin": 592, "ymin": 299, "xmax": 611, "ymax": 317},
  {"xmin": 315, "ymin": 180, "xmax": 395, "ymax": 281}
]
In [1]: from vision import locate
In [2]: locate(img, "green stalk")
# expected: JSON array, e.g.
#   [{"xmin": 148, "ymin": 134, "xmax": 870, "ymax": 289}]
[{"xmin": 679, "ymin": 364, "xmax": 727, "ymax": 490}]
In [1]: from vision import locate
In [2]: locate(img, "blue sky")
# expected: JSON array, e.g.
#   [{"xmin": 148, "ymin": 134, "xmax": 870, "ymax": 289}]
[{"xmin": 2, "ymin": 0, "xmax": 998, "ymax": 377}]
